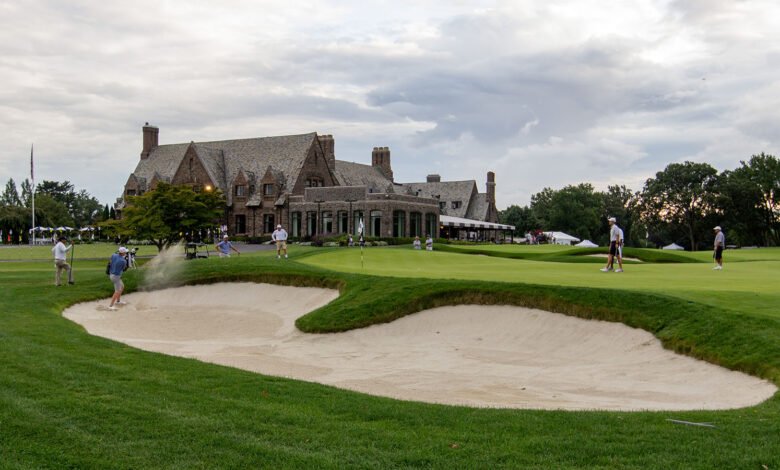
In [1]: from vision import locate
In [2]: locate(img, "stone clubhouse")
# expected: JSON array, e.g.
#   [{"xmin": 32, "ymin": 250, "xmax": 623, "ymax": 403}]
[{"xmin": 117, "ymin": 123, "xmax": 514, "ymax": 240}]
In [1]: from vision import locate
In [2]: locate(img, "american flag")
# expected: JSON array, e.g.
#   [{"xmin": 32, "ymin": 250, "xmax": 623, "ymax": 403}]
[{"xmin": 30, "ymin": 144, "xmax": 34, "ymax": 182}]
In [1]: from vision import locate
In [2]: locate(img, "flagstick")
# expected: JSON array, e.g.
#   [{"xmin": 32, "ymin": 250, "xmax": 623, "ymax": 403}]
[{"xmin": 31, "ymin": 144, "xmax": 35, "ymax": 245}]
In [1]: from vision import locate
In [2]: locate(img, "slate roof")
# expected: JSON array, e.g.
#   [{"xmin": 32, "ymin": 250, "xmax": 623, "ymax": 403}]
[
  {"xmin": 126, "ymin": 132, "xmax": 317, "ymax": 205},
  {"xmin": 334, "ymin": 161, "xmax": 394, "ymax": 193},
  {"xmin": 466, "ymin": 193, "xmax": 489, "ymax": 221},
  {"xmin": 401, "ymin": 180, "xmax": 477, "ymax": 218}
]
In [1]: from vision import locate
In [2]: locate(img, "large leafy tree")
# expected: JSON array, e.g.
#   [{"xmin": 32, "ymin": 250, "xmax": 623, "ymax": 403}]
[
  {"xmin": 726, "ymin": 153, "xmax": 780, "ymax": 246},
  {"xmin": 601, "ymin": 185, "xmax": 643, "ymax": 247},
  {"xmin": 641, "ymin": 161, "xmax": 719, "ymax": 250},
  {"xmin": 117, "ymin": 182, "xmax": 225, "ymax": 251},
  {"xmin": 499, "ymin": 205, "xmax": 538, "ymax": 236},
  {"xmin": 70, "ymin": 189, "xmax": 103, "ymax": 227},
  {"xmin": 36, "ymin": 180, "xmax": 76, "ymax": 211},
  {"xmin": 547, "ymin": 183, "xmax": 603, "ymax": 241}
]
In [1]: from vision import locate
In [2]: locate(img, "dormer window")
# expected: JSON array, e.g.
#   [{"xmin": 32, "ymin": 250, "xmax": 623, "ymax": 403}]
[
  {"xmin": 305, "ymin": 178, "xmax": 323, "ymax": 188},
  {"xmin": 263, "ymin": 184, "xmax": 275, "ymax": 196},
  {"xmin": 126, "ymin": 189, "xmax": 136, "ymax": 197},
  {"xmin": 451, "ymin": 201, "xmax": 462, "ymax": 209},
  {"xmin": 235, "ymin": 185, "xmax": 247, "ymax": 197},
  {"xmin": 439, "ymin": 201, "xmax": 446, "ymax": 210}
]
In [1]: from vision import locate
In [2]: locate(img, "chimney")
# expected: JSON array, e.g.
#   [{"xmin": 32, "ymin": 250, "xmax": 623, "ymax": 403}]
[
  {"xmin": 426, "ymin": 174, "xmax": 441, "ymax": 183},
  {"xmin": 371, "ymin": 146, "xmax": 393, "ymax": 181},
  {"xmin": 486, "ymin": 171, "xmax": 496, "ymax": 205},
  {"xmin": 317, "ymin": 134, "xmax": 335, "ymax": 171},
  {"xmin": 141, "ymin": 122, "xmax": 159, "ymax": 160}
]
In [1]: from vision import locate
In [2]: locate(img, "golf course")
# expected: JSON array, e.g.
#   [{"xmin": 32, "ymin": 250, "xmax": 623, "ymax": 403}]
[{"xmin": 2, "ymin": 243, "xmax": 779, "ymax": 468}]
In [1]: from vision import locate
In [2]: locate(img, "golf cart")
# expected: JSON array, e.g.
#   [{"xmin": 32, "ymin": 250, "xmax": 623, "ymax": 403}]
[{"xmin": 185, "ymin": 242, "xmax": 210, "ymax": 259}]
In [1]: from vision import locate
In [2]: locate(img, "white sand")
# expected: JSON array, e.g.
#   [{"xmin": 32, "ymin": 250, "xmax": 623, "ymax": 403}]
[{"xmin": 63, "ymin": 282, "xmax": 776, "ymax": 411}]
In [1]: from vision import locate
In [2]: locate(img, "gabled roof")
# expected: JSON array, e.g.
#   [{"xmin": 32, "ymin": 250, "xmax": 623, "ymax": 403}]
[
  {"xmin": 401, "ymin": 180, "xmax": 477, "ymax": 218},
  {"xmin": 334, "ymin": 161, "xmax": 392, "ymax": 192},
  {"xmin": 127, "ymin": 133, "xmax": 317, "ymax": 198},
  {"xmin": 466, "ymin": 193, "xmax": 489, "ymax": 221}
]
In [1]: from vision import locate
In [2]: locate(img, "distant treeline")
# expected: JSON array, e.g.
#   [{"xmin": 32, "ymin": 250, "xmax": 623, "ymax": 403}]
[
  {"xmin": 499, "ymin": 153, "xmax": 780, "ymax": 250},
  {"xmin": 0, "ymin": 178, "xmax": 112, "ymax": 243}
]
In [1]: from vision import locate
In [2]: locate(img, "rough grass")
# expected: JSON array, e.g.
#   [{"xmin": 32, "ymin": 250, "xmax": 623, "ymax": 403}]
[{"xmin": 1, "ymin": 247, "xmax": 779, "ymax": 468}]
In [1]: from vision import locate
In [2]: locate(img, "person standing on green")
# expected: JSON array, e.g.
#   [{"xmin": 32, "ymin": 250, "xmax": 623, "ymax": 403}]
[
  {"xmin": 52, "ymin": 236, "xmax": 73, "ymax": 286},
  {"xmin": 713, "ymin": 226, "xmax": 725, "ymax": 270}
]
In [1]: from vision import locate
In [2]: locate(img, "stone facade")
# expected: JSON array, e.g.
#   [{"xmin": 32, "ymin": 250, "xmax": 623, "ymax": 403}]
[{"xmin": 118, "ymin": 124, "xmax": 499, "ymax": 239}]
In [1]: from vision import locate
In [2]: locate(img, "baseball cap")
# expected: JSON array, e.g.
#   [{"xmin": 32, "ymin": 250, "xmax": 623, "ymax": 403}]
[
  {"xmin": 713, "ymin": 226, "xmax": 722, "ymax": 231},
  {"xmin": 607, "ymin": 217, "xmax": 616, "ymax": 223},
  {"xmin": 118, "ymin": 247, "xmax": 128, "ymax": 253},
  {"xmin": 223, "ymin": 235, "xmax": 229, "ymax": 239}
]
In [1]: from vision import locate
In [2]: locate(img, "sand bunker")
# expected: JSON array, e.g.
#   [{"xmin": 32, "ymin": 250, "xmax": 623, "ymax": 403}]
[{"xmin": 63, "ymin": 283, "xmax": 776, "ymax": 411}]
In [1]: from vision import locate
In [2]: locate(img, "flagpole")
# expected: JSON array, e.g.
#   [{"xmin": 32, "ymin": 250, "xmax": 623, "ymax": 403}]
[{"xmin": 31, "ymin": 144, "xmax": 35, "ymax": 246}]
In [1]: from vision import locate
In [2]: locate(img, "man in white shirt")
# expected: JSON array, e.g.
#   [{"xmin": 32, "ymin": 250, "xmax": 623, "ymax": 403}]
[
  {"xmin": 51, "ymin": 236, "xmax": 73, "ymax": 286},
  {"xmin": 601, "ymin": 217, "xmax": 619, "ymax": 272},
  {"xmin": 272, "ymin": 224, "xmax": 288, "ymax": 259},
  {"xmin": 713, "ymin": 226, "xmax": 725, "ymax": 270}
]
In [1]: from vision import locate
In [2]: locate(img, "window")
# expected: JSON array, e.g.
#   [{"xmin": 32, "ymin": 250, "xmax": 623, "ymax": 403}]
[
  {"xmin": 192, "ymin": 184, "xmax": 201, "ymax": 192},
  {"xmin": 305, "ymin": 178, "xmax": 323, "ymax": 188},
  {"xmin": 291, "ymin": 212, "xmax": 302, "ymax": 238},
  {"xmin": 322, "ymin": 211, "xmax": 333, "ymax": 234},
  {"xmin": 393, "ymin": 211, "xmax": 406, "ymax": 238},
  {"xmin": 425, "ymin": 213, "xmax": 437, "ymax": 238},
  {"xmin": 306, "ymin": 211, "xmax": 317, "ymax": 236},
  {"xmin": 235, "ymin": 185, "xmax": 247, "ymax": 197},
  {"xmin": 439, "ymin": 201, "xmax": 446, "ymax": 210},
  {"xmin": 263, "ymin": 214, "xmax": 275, "ymax": 233},
  {"xmin": 370, "ymin": 210, "xmax": 382, "ymax": 237},
  {"xmin": 337, "ymin": 211, "xmax": 348, "ymax": 234},
  {"xmin": 353, "ymin": 210, "xmax": 364, "ymax": 236},
  {"xmin": 249, "ymin": 184, "xmax": 256, "ymax": 195},
  {"xmin": 235, "ymin": 215, "xmax": 247, "ymax": 234},
  {"xmin": 410, "ymin": 212, "xmax": 422, "ymax": 238},
  {"xmin": 263, "ymin": 184, "xmax": 274, "ymax": 196},
  {"xmin": 126, "ymin": 189, "xmax": 136, "ymax": 196},
  {"xmin": 451, "ymin": 201, "xmax": 462, "ymax": 209}
]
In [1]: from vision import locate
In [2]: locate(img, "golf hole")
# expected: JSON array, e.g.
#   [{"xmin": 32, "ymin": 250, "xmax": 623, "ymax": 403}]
[{"xmin": 63, "ymin": 282, "xmax": 776, "ymax": 411}]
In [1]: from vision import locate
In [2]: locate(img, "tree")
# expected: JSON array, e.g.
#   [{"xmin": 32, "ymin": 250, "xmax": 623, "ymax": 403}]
[
  {"xmin": 117, "ymin": 182, "xmax": 225, "ymax": 251},
  {"xmin": 640, "ymin": 161, "xmax": 719, "ymax": 250},
  {"xmin": 70, "ymin": 190, "xmax": 103, "ymax": 227},
  {"xmin": 34, "ymin": 195, "xmax": 74, "ymax": 228},
  {"xmin": 102, "ymin": 204, "xmax": 110, "ymax": 222},
  {"xmin": 2, "ymin": 178, "xmax": 21, "ymax": 206},
  {"xmin": 529, "ymin": 187, "xmax": 556, "ymax": 229},
  {"xmin": 499, "ymin": 205, "xmax": 538, "ymax": 236},
  {"xmin": 547, "ymin": 183, "xmax": 603, "ymax": 241},
  {"xmin": 727, "ymin": 153, "xmax": 780, "ymax": 246},
  {"xmin": 601, "ymin": 185, "xmax": 642, "ymax": 246},
  {"xmin": 20, "ymin": 179, "xmax": 33, "ymax": 208},
  {"xmin": 36, "ymin": 180, "xmax": 76, "ymax": 211}
]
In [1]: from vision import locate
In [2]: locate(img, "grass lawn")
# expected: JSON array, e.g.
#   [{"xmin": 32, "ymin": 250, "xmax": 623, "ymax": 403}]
[
  {"xmin": 2, "ymin": 245, "xmax": 779, "ymax": 468},
  {"xmin": 299, "ymin": 246, "xmax": 780, "ymax": 319}
]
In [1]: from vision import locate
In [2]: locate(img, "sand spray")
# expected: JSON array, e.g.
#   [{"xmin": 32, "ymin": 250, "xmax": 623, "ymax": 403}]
[{"xmin": 140, "ymin": 241, "xmax": 185, "ymax": 291}]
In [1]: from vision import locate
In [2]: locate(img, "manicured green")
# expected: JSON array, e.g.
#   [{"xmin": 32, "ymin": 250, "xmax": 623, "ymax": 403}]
[{"xmin": 2, "ymin": 245, "xmax": 779, "ymax": 468}]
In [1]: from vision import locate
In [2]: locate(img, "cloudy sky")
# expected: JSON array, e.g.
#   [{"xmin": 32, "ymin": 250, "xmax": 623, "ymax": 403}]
[{"xmin": 1, "ymin": 0, "xmax": 778, "ymax": 209}]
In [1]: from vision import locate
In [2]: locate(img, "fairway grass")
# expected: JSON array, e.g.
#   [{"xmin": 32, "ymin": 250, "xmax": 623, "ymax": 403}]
[
  {"xmin": 2, "ymin": 247, "xmax": 780, "ymax": 468},
  {"xmin": 300, "ymin": 247, "xmax": 780, "ymax": 319}
]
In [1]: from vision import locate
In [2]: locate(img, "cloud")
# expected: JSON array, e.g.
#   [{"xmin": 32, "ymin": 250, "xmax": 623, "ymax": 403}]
[{"xmin": 0, "ymin": 0, "xmax": 778, "ymax": 210}]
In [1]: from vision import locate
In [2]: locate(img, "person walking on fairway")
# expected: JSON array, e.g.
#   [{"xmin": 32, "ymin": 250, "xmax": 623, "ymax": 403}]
[
  {"xmin": 713, "ymin": 226, "xmax": 725, "ymax": 270},
  {"xmin": 601, "ymin": 217, "xmax": 620, "ymax": 272},
  {"xmin": 107, "ymin": 247, "xmax": 129, "ymax": 311},
  {"xmin": 52, "ymin": 236, "xmax": 73, "ymax": 286},
  {"xmin": 614, "ymin": 225, "xmax": 625, "ymax": 273},
  {"xmin": 272, "ymin": 224, "xmax": 288, "ymax": 259},
  {"xmin": 215, "ymin": 235, "xmax": 240, "ymax": 258}
]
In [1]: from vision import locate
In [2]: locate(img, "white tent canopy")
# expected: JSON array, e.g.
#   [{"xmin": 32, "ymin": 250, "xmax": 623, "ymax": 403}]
[
  {"xmin": 662, "ymin": 243, "xmax": 685, "ymax": 250},
  {"xmin": 575, "ymin": 239, "xmax": 598, "ymax": 248},
  {"xmin": 546, "ymin": 231, "xmax": 581, "ymax": 245}
]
